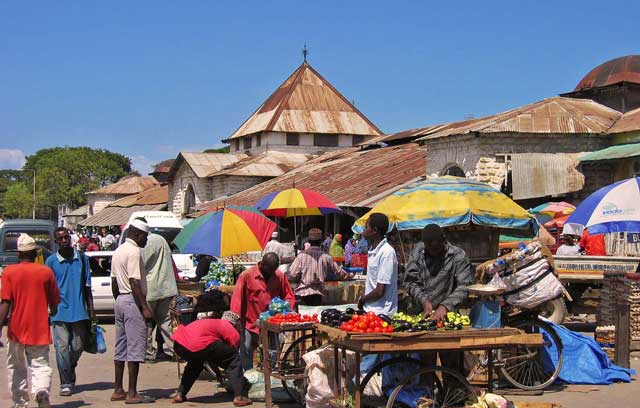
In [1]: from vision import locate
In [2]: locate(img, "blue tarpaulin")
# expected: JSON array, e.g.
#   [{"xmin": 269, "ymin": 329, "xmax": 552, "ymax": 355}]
[{"xmin": 543, "ymin": 321, "xmax": 635, "ymax": 384}]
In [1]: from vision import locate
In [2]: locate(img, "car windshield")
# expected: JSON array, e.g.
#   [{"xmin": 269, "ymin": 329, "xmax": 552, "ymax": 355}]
[{"xmin": 2, "ymin": 230, "xmax": 52, "ymax": 251}]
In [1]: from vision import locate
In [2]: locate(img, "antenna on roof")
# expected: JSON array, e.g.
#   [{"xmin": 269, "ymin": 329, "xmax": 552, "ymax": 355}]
[{"xmin": 302, "ymin": 44, "xmax": 309, "ymax": 62}]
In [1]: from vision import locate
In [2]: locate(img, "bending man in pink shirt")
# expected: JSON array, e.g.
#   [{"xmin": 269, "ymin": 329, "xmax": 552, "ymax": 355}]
[
  {"xmin": 171, "ymin": 311, "xmax": 251, "ymax": 406},
  {"xmin": 230, "ymin": 252, "xmax": 295, "ymax": 369}
]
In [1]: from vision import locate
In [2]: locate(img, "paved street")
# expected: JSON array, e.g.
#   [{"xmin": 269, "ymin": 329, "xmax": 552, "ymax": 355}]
[{"xmin": 1, "ymin": 323, "xmax": 639, "ymax": 407}]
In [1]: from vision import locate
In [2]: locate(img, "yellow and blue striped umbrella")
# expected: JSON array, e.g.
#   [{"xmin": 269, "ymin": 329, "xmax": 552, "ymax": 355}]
[{"xmin": 353, "ymin": 176, "xmax": 536, "ymax": 232}]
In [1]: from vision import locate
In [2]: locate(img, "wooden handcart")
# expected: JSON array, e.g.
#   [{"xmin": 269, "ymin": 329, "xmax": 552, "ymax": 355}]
[
  {"xmin": 258, "ymin": 321, "xmax": 322, "ymax": 408},
  {"xmin": 318, "ymin": 324, "xmax": 544, "ymax": 408}
]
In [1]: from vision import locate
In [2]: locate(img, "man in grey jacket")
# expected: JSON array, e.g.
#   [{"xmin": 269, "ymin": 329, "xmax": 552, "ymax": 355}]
[{"xmin": 403, "ymin": 224, "xmax": 472, "ymax": 373}]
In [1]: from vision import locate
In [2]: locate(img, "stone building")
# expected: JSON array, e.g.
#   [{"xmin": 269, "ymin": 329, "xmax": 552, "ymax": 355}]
[
  {"xmin": 223, "ymin": 61, "xmax": 382, "ymax": 155},
  {"xmin": 168, "ymin": 60, "xmax": 382, "ymax": 218}
]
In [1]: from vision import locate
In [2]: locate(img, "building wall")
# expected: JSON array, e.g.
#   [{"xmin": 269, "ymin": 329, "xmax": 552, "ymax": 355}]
[
  {"xmin": 210, "ymin": 175, "xmax": 268, "ymax": 202},
  {"xmin": 88, "ymin": 194, "xmax": 123, "ymax": 216},
  {"xmin": 230, "ymin": 131, "xmax": 371, "ymax": 155},
  {"xmin": 168, "ymin": 163, "xmax": 211, "ymax": 218},
  {"xmin": 424, "ymin": 133, "xmax": 611, "ymax": 176}
]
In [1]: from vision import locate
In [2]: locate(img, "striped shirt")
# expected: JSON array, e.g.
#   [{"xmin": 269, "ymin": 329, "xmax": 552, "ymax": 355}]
[
  {"xmin": 288, "ymin": 246, "xmax": 344, "ymax": 297},
  {"xmin": 403, "ymin": 242, "xmax": 472, "ymax": 312}
]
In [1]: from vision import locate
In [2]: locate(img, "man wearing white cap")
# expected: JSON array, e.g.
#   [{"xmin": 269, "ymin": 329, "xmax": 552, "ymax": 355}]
[
  {"xmin": 0, "ymin": 234, "xmax": 61, "ymax": 408},
  {"xmin": 556, "ymin": 223, "xmax": 584, "ymax": 256},
  {"xmin": 109, "ymin": 219, "xmax": 155, "ymax": 404}
]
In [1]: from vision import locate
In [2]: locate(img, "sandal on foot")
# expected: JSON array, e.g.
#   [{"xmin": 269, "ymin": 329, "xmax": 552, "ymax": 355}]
[{"xmin": 125, "ymin": 395, "xmax": 156, "ymax": 404}]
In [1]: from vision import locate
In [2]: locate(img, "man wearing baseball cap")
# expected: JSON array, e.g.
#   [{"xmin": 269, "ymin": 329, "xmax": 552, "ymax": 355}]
[{"xmin": 0, "ymin": 234, "xmax": 61, "ymax": 408}]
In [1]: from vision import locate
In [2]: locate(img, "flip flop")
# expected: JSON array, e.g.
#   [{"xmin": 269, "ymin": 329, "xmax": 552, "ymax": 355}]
[
  {"xmin": 111, "ymin": 394, "xmax": 127, "ymax": 401},
  {"xmin": 125, "ymin": 395, "xmax": 156, "ymax": 404}
]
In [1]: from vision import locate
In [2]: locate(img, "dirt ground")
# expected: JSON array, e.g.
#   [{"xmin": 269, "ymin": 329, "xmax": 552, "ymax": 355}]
[{"xmin": 1, "ymin": 323, "xmax": 639, "ymax": 407}]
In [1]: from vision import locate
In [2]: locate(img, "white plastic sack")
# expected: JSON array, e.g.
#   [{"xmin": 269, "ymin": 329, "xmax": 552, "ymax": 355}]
[
  {"xmin": 500, "ymin": 258, "xmax": 563, "ymax": 308},
  {"xmin": 303, "ymin": 347, "xmax": 357, "ymax": 408}
]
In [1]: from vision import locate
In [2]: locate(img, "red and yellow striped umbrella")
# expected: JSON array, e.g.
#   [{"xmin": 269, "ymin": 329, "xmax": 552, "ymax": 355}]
[{"xmin": 255, "ymin": 188, "xmax": 340, "ymax": 217}]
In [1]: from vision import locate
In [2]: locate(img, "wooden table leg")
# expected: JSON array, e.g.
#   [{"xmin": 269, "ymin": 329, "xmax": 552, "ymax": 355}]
[
  {"xmin": 334, "ymin": 345, "xmax": 341, "ymax": 392},
  {"xmin": 260, "ymin": 329, "xmax": 273, "ymax": 408},
  {"xmin": 487, "ymin": 348, "xmax": 494, "ymax": 393},
  {"xmin": 355, "ymin": 352, "xmax": 361, "ymax": 408}
]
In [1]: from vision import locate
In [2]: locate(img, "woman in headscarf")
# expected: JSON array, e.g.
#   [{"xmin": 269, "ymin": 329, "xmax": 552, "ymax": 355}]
[
  {"xmin": 344, "ymin": 234, "xmax": 357, "ymax": 266},
  {"xmin": 328, "ymin": 234, "xmax": 345, "ymax": 258}
]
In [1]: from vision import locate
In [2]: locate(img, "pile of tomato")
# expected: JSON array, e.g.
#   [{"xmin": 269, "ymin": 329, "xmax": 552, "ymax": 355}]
[
  {"xmin": 339, "ymin": 311, "xmax": 394, "ymax": 333},
  {"xmin": 266, "ymin": 313, "xmax": 318, "ymax": 325}
]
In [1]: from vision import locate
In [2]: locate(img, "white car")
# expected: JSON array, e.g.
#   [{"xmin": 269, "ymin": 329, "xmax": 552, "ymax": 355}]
[{"xmin": 87, "ymin": 251, "xmax": 198, "ymax": 314}]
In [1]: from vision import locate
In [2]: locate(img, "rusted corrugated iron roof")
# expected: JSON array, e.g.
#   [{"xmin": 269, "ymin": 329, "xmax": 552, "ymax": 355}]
[
  {"xmin": 574, "ymin": 55, "xmax": 640, "ymax": 91},
  {"xmin": 608, "ymin": 107, "xmax": 640, "ymax": 134},
  {"xmin": 108, "ymin": 185, "xmax": 168, "ymax": 207},
  {"xmin": 198, "ymin": 144, "xmax": 426, "ymax": 210},
  {"xmin": 208, "ymin": 151, "xmax": 314, "ymax": 178},
  {"xmin": 88, "ymin": 175, "xmax": 159, "ymax": 195},
  {"xmin": 168, "ymin": 152, "xmax": 247, "ymax": 179},
  {"xmin": 414, "ymin": 97, "xmax": 621, "ymax": 141},
  {"xmin": 79, "ymin": 204, "xmax": 165, "ymax": 227},
  {"xmin": 225, "ymin": 62, "xmax": 382, "ymax": 140}
]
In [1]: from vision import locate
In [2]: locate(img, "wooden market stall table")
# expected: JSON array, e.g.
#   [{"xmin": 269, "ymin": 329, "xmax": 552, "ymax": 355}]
[{"xmin": 318, "ymin": 324, "xmax": 544, "ymax": 408}]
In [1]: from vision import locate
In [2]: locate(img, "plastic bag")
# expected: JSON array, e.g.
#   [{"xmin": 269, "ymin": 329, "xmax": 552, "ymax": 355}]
[{"xmin": 96, "ymin": 326, "xmax": 107, "ymax": 354}]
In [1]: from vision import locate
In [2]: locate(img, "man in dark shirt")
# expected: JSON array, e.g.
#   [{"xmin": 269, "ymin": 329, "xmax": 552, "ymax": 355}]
[{"xmin": 403, "ymin": 224, "xmax": 472, "ymax": 374}]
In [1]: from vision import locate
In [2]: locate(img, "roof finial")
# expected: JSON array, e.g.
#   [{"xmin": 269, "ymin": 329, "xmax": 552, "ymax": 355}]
[{"xmin": 302, "ymin": 44, "xmax": 308, "ymax": 63}]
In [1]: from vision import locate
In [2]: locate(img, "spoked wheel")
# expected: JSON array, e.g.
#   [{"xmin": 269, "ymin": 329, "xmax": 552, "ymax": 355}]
[
  {"xmin": 279, "ymin": 334, "xmax": 318, "ymax": 405},
  {"xmin": 498, "ymin": 318, "xmax": 563, "ymax": 390},
  {"xmin": 386, "ymin": 366, "xmax": 479, "ymax": 408}
]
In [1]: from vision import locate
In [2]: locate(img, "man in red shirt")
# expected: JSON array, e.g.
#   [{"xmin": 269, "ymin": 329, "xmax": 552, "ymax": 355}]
[
  {"xmin": 171, "ymin": 311, "xmax": 251, "ymax": 406},
  {"xmin": 0, "ymin": 234, "xmax": 61, "ymax": 408},
  {"xmin": 230, "ymin": 252, "xmax": 295, "ymax": 369},
  {"xmin": 579, "ymin": 230, "xmax": 607, "ymax": 256}
]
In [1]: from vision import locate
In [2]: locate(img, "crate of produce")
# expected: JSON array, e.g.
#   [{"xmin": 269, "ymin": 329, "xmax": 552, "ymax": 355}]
[{"xmin": 177, "ymin": 281, "xmax": 205, "ymax": 297}]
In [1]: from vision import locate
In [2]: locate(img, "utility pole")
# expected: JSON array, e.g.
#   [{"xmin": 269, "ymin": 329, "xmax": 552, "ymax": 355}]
[{"xmin": 29, "ymin": 169, "xmax": 36, "ymax": 219}]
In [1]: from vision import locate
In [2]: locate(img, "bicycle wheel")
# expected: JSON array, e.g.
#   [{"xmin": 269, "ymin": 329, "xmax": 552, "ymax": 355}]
[
  {"xmin": 498, "ymin": 318, "xmax": 563, "ymax": 390},
  {"xmin": 386, "ymin": 366, "xmax": 479, "ymax": 408},
  {"xmin": 280, "ymin": 334, "xmax": 318, "ymax": 405}
]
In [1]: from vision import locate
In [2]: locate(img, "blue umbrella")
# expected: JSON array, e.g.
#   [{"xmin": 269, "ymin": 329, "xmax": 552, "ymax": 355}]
[{"xmin": 567, "ymin": 177, "xmax": 640, "ymax": 234}]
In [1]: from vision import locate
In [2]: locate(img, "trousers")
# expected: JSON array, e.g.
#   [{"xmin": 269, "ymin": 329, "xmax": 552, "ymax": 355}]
[
  {"xmin": 174, "ymin": 341, "xmax": 244, "ymax": 397},
  {"xmin": 6, "ymin": 341, "xmax": 52, "ymax": 408},
  {"xmin": 239, "ymin": 329, "xmax": 259, "ymax": 370},
  {"xmin": 52, "ymin": 321, "xmax": 88, "ymax": 389},
  {"xmin": 146, "ymin": 296, "xmax": 174, "ymax": 358}
]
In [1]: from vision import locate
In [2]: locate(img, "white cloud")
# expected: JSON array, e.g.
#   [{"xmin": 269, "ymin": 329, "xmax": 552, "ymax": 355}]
[
  {"xmin": 131, "ymin": 155, "xmax": 155, "ymax": 175},
  {"xmin": 0, "ymin": 149, "xmax": 26, "ymax": 169}
]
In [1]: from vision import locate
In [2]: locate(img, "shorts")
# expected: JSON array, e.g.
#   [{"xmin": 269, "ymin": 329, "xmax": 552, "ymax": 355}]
[{"xmin": 114, "ymin": 294, "xmax": 148, "ymax": 362}]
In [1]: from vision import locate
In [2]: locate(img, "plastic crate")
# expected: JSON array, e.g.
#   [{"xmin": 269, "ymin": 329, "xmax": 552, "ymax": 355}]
[{"xmin": 351, "ymin": 254, "xmax": 368, "ymax": 268}]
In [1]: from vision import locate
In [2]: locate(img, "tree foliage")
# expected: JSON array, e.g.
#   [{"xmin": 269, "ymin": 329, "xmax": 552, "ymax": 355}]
[
  {"xmin": 1, "ymin": 147, "xmax": 132, "ymax": 219},
  {"xmin": 1, "ymin": 182, "xmax": 33, "ymax": 218},
  {"xmin": 203, "ymin": 146, "xmax": 230, "ymax": 153}
]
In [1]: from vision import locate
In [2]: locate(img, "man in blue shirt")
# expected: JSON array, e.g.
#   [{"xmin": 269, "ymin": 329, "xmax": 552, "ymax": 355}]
[{"xmin": 45, "ymin": 227, "xmax": 94, "ymax": 397}]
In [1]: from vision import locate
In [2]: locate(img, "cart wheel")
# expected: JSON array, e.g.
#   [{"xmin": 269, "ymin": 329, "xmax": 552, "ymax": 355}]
[
  {"xmin": 497, "ymin": 318, "xmax": 563, "ymax": 391},
  {"xmin": 359, "ymin": 356, "xmax": 425, "ymax": 394},
  {"xmin": 280, "ymin": 334, "xmax": 319, "ymax": 405},
  {"xmin": 386, "ymin": 366, "xmax": 479, "ymax": 408}
]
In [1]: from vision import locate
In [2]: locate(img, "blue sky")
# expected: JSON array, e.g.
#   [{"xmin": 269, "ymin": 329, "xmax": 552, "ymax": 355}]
[{"xmin": 1, "ymin": 1, "xmax": 638, "ymax": 173}]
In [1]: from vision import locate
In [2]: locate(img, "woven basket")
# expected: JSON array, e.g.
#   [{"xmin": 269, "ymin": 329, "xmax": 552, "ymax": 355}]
[{"xmin": 177, "ymin": 281, "xmax": 205, "ymax": 297}]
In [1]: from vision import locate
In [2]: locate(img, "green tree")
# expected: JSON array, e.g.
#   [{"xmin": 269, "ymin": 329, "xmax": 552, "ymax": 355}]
[
  {"xmin": 1, "ymin": 182, "xmax": 33, "ymax": 218},
  {"xmin": 1, "ymin": 147, "xmax": 132, "ymax": 219},
  {"xmin": 203, "ymin": 146, "xmax": 230, "ymax": 153}
]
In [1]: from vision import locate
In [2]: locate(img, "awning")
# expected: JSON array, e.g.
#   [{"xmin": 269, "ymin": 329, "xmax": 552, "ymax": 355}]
[
  {"xmin": 511, "ymin": 153, "xmax": 584, "ymax": 200},
  {"xmin": 579, "ymin": 143, "xmax": 640, "ymax": 162}
]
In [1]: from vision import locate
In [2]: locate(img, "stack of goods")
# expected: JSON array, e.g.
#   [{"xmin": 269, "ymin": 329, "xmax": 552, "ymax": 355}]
[
  {"xmin": 595, "ymin": 325, "xmax": 616, "ymax": 360},
  {"xmin": 201, "ymin": 262, "xmax": 235, "ymax": 288},
  {"xmin": 598, "ymin": 271, "xmax": 640, "ymax": 343},
  {"xmin": 338, "ymin": 311, "xmax": 394, "ymax": 333},
  {"xmin": 478, "ymin": 241, "xmax": 563, "ymax": 309},
  {"xmin": 221, "ymin": 253, "xmax": 251, "ymax": 263},
  {"xmin": 596, "ymin": 271, "xmax": 623, "ymax": 327},
  {"xmin": 258, "ymin": 297, "xmax": 293, "ymax": 321},
  {"xmin": 392, "ymin": 311, "xmax": 471, "ymax": 332},
  {"xmin": 265, "ymin": 313, "xmax": 318, "ymax": 325}
]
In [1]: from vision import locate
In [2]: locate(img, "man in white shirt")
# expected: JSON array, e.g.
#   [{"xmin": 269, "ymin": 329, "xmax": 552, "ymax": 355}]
[
  {"xmin": 109, "ymin": 219, "xmax": 155, "ymax": 404},
  {"xmin": 357, "ymin": 213, "xmax": 398, "ymax": 316}
]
